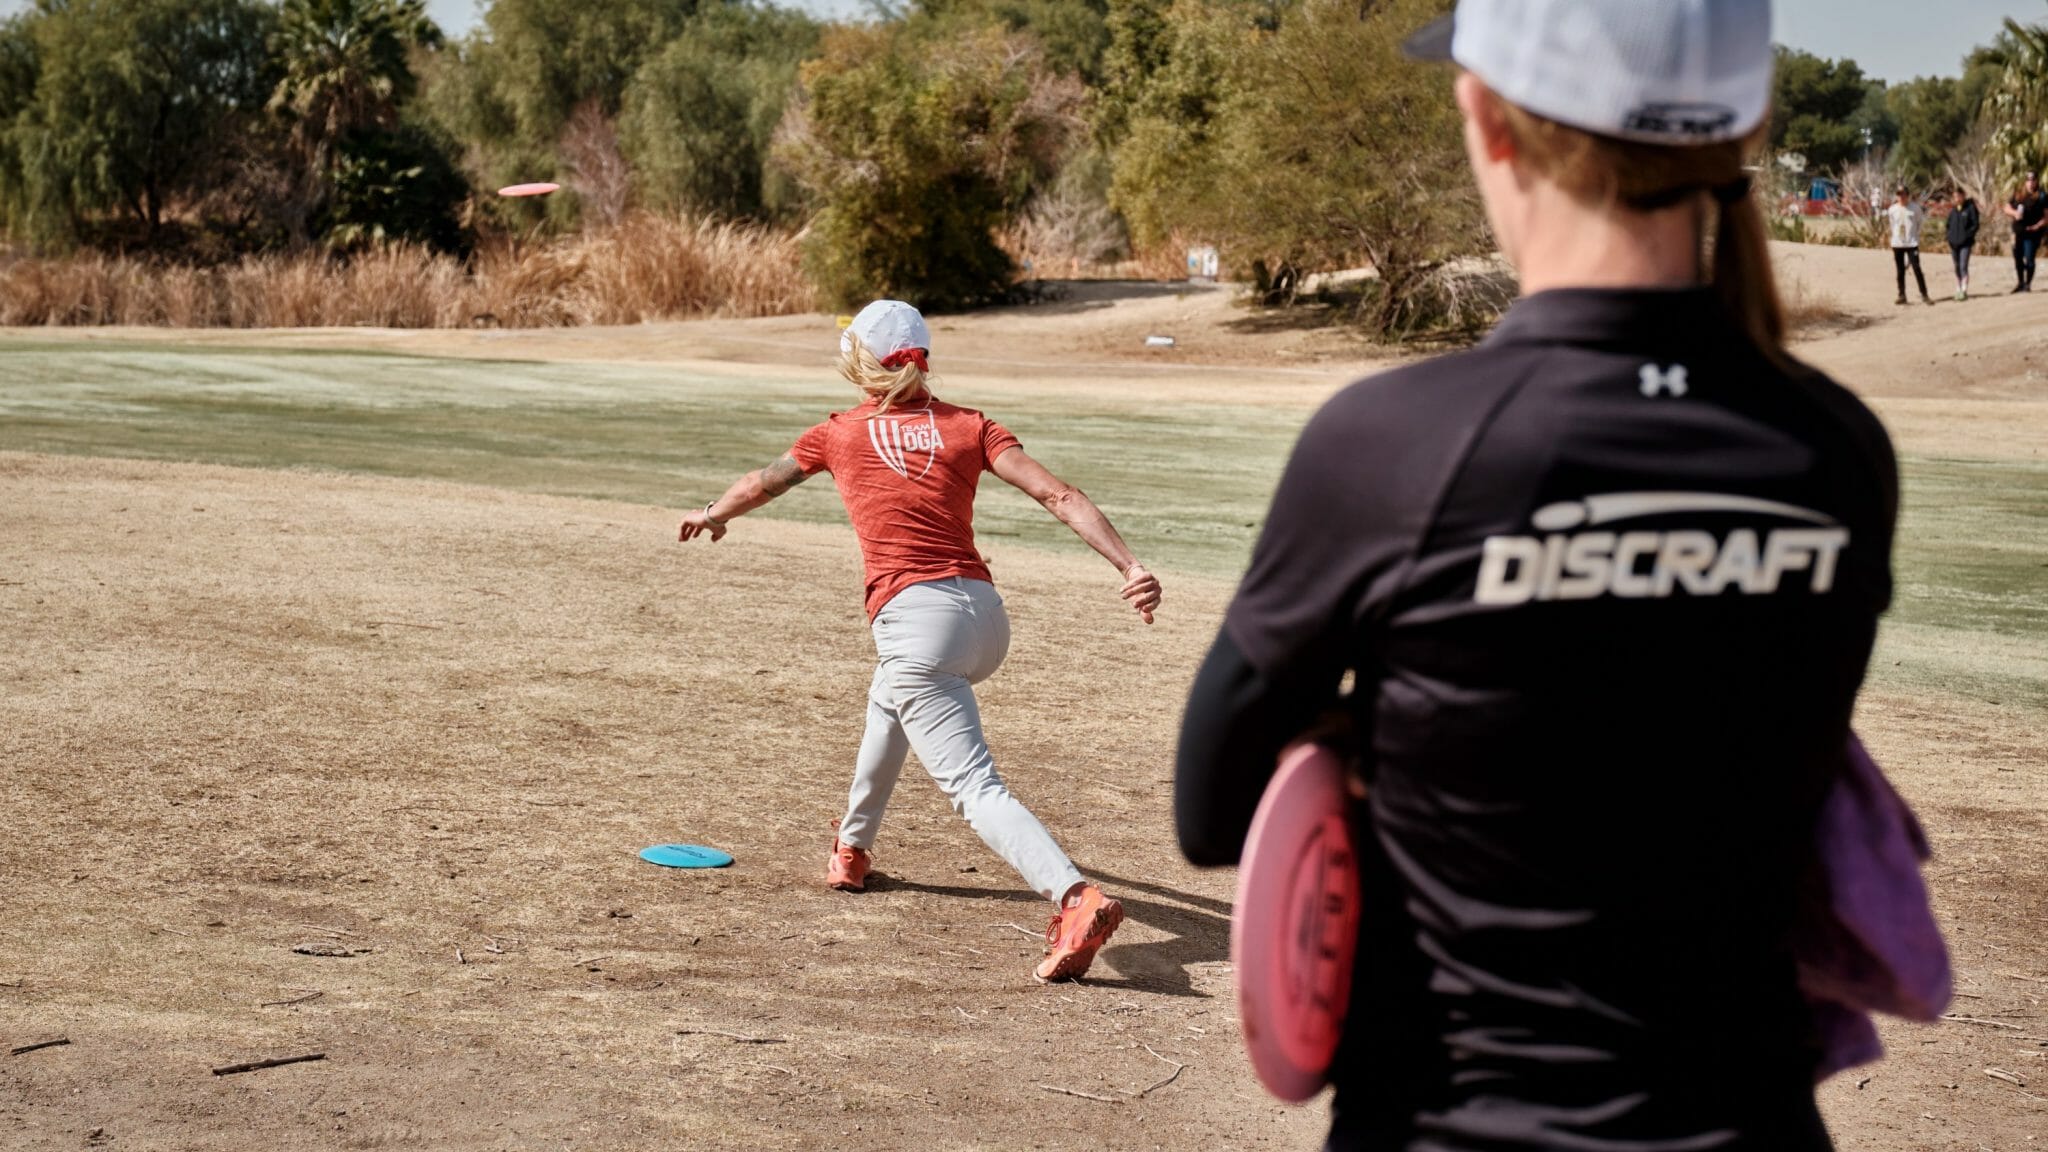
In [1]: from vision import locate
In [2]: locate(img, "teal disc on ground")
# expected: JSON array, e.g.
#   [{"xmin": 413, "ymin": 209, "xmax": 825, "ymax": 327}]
[{"xmin": 638, "ymin": 844, "xmax": 734, "ymax": 869}]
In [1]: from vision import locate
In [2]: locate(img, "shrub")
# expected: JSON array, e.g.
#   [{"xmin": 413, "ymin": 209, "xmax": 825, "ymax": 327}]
[
  {"xmin": 775, "ymin": 21, "xmax": 1082, "ymax": 311},
  {"xmin": 323, "ymin": 119, "xmax": 470, "ymax": 253},
  {"xmin": 620, "ymin": 4, "xmax": 820, "ymax": 221},
  {"xmin": 1111, "ymin": 0, "xmax": 1483, "ymax": 338}
]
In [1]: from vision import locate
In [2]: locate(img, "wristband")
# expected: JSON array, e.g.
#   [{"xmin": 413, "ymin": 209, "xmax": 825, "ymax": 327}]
[{"xmin": 704, "ymin": 501, "xmax": 726, "ymax": 527}]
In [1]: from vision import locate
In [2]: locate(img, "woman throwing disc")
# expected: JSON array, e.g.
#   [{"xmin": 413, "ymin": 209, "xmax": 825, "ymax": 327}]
[
  {"xmin": 679, "ymin": 300, "xmax": 1161, "ymax": 983},
  {"xmin": 1177, "ymin": 1, "xmax": 1895, "ymax": 1148}
]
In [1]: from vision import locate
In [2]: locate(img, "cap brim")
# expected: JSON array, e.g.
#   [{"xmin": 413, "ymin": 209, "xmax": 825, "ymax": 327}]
[{"xmin": 1402, "ymin": 14, "xmax": 1455, "ymax": 62}]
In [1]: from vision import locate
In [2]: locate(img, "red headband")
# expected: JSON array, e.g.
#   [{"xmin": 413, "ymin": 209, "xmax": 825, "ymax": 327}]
[{"xmin": 879, "ymin": 348, "xmax": 929, "ymax": 373}]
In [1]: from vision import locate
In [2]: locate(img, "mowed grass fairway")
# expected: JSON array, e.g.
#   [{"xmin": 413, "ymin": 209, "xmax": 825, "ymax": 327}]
[{"xmin": 2, "ymin": 318, "xmax": 2045, "ymax": 1150}]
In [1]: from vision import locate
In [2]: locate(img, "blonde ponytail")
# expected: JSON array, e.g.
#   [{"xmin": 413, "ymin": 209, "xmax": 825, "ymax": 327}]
[{"xmin": 839, "ymin": 333, "xmax": 932, "ymax": 414}]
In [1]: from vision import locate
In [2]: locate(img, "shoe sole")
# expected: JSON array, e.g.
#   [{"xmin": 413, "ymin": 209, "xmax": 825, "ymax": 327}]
[
  {"xmin": 826, "ymin": 873, "xmax": 865, "ymax": 893},
  {"xmin": 1033, "ymin": 900, "xmax": 1124, "ymax": 983}
]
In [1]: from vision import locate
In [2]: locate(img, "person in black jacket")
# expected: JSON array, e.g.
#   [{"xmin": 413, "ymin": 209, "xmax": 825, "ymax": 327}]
[
  {"xmin": 1175, "ymin": 1, "xmax": 1897, "ymax": 1149},
  {"xmin": 2004, "ymin": 173, "xmax": 2047, "ymax": 292},
  {"xmin": 1948, "ymin": 192, "xmax": 1980, "ymax": 301}
]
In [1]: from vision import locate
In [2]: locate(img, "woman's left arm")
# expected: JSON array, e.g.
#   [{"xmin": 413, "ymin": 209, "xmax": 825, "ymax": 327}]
[
  {"xmin": 678, "ymin": 454, "xmax": 812, "ymax": 542},
  {"xmin": 990, "ymin": 445, "xmax": 1162, "ymax": 623}
]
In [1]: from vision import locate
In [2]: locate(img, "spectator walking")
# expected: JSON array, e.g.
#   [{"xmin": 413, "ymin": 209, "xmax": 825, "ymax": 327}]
[
  {"xmin": 1947, "ymin": 191, "xmax": 1980, "ymax": 301},
  {"xmin": 1888, "ymin": 187, "xmax": 1932, "ymax": 306},
  {"xmin": 2005, "ymin": 173, "xmax": 2048, "ymax": 292}
]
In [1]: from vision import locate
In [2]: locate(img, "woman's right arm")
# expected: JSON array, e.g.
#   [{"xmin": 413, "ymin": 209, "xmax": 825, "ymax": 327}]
[{"xmin": 678, "ymin": 454, "xmax": 813, "ymax": 542}]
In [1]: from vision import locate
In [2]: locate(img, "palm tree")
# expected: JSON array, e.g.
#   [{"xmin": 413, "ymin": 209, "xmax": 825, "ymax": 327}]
[
  {"xmin": 269, "ymin": 0, "xmax": 439, "ymax": 245},
  {"xmin": 1983, "ymin": 15, "xmax": 2048, "ymax": 189}
]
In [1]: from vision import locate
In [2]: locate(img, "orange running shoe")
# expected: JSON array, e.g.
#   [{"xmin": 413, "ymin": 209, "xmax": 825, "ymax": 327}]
[
  {"xmin": 826, "ymin": 838, "xmax": 869, "ymax": 892},
  {"xmin": 1034, "ymin": 884, "xmax": 1123, "ymax": 982}
]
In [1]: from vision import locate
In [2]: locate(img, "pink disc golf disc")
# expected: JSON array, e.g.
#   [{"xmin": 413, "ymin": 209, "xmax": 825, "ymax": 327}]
[
  {"xmin": 497, "ymin": 182, "xmax": 560, "ymax": 197},
  {"xmin": 1232, "ymin": 742, "xmax": 1361, "ymax": 1102}
]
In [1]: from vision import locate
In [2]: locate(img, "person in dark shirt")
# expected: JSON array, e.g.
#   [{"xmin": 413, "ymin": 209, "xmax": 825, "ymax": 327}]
[
  {"xmin": 1947, "ymin": 192, "xmax": 1980, "ymax": 301},
  {"xmin": 1175, "ymin": 1, "xmax": 1896, "ymax": 1149},
  {"xmin": 2004, "ymin": 173, "xmax": 2047, "ymax": 292}
]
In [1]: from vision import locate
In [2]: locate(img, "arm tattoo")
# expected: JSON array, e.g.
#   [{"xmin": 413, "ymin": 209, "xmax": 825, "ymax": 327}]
[{"xmin": 759, "ymin": 453, "xmax": 811, "ymax": 497}]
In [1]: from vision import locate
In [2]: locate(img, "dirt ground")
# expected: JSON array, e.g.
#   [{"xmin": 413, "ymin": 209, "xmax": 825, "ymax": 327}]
[{"xmin": 3, "ymin": 242, "xmax": 2046, "ymax": 1150}]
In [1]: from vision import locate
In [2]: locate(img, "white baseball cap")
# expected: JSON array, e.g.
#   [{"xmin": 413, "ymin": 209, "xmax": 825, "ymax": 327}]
[
  {"xmin": 841, "ymin": 299, "xmax": 931, "ymax": 360},
  {"xmin": 1406, "ymin": 0, "xmax": 1773, "ymax": 147}
]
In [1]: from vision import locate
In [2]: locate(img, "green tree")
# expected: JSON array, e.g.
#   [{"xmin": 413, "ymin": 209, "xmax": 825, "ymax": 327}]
[
  {"xmin": 0, "ymin": 0, "xmax": 276, "ymax": 248},
  {"xmin": 424, "ymin": 0, "xmax": 703, "ymax": 223},
  {"xmin": 1771, "ymin": 47, "xmax": 1871, "ymax": 172},
  {"xmin": 619, "ymin": 4, "xmax": 819, "ymax": 220},
  {"xmin": 1101, "ymin": 0, "xmax": 1244, "ymax": 248},
  {"xmin": 1889, "ymin": 52, "xmax": 2000, "ymax": 187},
  {"xmin": 1110, "ymin": 0, "xmax": 1478, "ymax": 336},
  {"xmin": 777, "ymin": 21, "xmax": 1082, "ymax": 310},
  {"xmin": 270, "ymin": 0, "xmax": 449, "ymax": 246}
]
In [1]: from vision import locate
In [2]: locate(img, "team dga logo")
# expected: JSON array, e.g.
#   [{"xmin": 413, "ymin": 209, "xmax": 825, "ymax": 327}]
[
  {"xmin": 868, "ymin": 411, "xmax": 946, "ymax": 480},
  {"xmin": 1475, "ymin": 491, "xmax": 1850, "ymax": 605}
]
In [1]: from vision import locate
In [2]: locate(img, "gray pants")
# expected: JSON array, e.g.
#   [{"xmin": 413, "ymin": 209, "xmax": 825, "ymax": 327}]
[{"xmin": 837, "ymin": 578, "xmax": 1084, "ymax": 903}]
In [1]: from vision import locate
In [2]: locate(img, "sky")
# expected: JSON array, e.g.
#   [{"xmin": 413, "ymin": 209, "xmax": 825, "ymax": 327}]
[{"xmin": 0, "ymin": 0, "xmax": 2037, "ymax": 83}]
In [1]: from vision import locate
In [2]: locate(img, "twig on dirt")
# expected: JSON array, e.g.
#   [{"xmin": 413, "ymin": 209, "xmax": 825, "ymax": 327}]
[
  {"xmin": 259, "ymin": 991, "xmax": 323, "ymax": 1008},
  {"xmin": 574, "ymin": 955, "xmax": 612, "ymax": 967},
  {"xmin": 676, "ymin": 1028, "xmax": 786, "ymax": 1045},
  {"xmin": 362, "ymin": 620, "xmax": 443, "ymax": 630},
  {"xmin": 155, "ymin": 926, "xmax": 193, "ymax": 938},
  {"xmin": 747, "ymin": 1062, "xmax": 797, "ymax": 1076},
  {"xmin": 1129, "ymin": 1044, "xmax": 1189, "ymax": 1097},
  {"xmin": 299, "ymin": 924, "xmax": 355, "ymax": 938},
  {"xmin": 0, "ymin": 980, "xmax": 20, "ymax": 988},
  {"xmin": 1037, "ymin": 1084, "xmax": 1123, "ymax": 1103},
  {"xmin": 9, "ymin": 1037, "xmax": 69, "ymax": 1056},
  {"xmin": 1985, "ymin": 1067, "xmax": 2028, "ymax": 1087},
  {"xmin": 1945, "ymin": 1014, "xmax": 2026, "ymax": 1030},
  {"xmin": 212, "ymin": 1052, "xmax": 325, "ymax": 1076},
  {"xmin": 469, "ymin": 588, "xmax": 508, "ymax": 598},
  {"xmin": 994, "ymin": 923, "xmax": 1041, "ymax": 940},
  {"xmin": 456, "ymin": 948, "xmax": 466, "ymax": 966}
]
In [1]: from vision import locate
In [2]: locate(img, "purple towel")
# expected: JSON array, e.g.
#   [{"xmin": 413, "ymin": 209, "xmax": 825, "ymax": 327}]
[{"xmin": 1795, "ymin": 734, "xmax": 1953, "ymax": 1081}]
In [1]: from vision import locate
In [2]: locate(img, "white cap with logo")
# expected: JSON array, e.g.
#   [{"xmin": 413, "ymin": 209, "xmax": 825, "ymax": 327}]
[
  {"xmin": 841, "ymin": 299, "xmax": 932, "ymax": 360},
  {"xmin": 1405, "ymin": 0, "xmax": 1773, "ymax": 147}
]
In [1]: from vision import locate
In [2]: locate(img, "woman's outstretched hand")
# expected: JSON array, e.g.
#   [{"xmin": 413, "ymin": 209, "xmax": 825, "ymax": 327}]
[
  {"xmin": 678, "ymin": 508, "xmax": 727, "ymax": 543},
  {"xmin": 1121, "ymin": 562, "xmax": 1162, "ymax": 624}
]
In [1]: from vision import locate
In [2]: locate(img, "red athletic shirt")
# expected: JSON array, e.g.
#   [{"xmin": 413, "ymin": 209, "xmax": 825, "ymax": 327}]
[{"xmin": 789, "ymin": 396, "xmax": 1022, "ymax": 620}]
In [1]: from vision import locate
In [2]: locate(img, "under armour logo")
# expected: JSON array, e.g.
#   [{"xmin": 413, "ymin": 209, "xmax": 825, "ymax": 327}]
[{"xmin": 1639, "ymin": 363, "xmax": 1689, "ymax": 398}]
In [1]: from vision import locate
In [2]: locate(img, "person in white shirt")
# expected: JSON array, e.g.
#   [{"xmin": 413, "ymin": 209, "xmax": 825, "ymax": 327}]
[{"xmin": 1888, "ymin": 186, "xmax": 1931, "ymax": 306}]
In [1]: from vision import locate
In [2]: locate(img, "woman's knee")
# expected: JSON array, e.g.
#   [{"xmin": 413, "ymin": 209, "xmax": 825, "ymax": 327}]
[{"xmin": 944, "ymin": 766, "xmax": 1012, "ymax": 819}]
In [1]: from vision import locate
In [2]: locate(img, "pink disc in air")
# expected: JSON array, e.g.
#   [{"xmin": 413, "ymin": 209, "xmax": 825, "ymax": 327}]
[
  {"xmin": 497, "ymin": 182, "xmax": 560, "ymax": 197},
  {"xmin": 1232, "ymin": 741, "xmax": 1362, "ymax": 1102}
]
